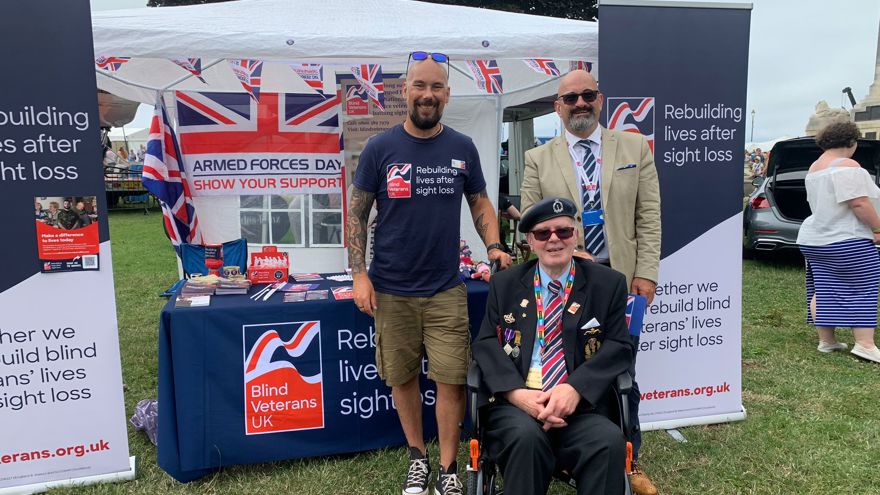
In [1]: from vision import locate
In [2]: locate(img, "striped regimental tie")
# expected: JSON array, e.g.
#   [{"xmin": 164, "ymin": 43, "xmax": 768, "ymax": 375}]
[
  {"xmin": 541, "ymin": 280, "xmax": 568, "ymax": 391},
  {"xmin": 578, "ymin": 140, "xmax": 605, "ymax": 255}
]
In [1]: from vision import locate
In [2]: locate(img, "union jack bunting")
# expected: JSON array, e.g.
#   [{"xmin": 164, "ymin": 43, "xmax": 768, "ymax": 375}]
[
  {"xmin": 290, "ymin": 63, "xmax": 325, "ymax": 94},
  {"xmin": 349, "ymin": 64, "xmax": 385, "ymax": 110},
  {"xmin": 142, "ymin": 100, "xmax": 202, "ymax": 253},
  {"xmin": 171, "ymin": 58, "xmax": 207, "ymax": 83},
  {"xmin": 228, "ymin": 59, "xmax": 264, "ymax": 102},
  {"xmin": 523, "ymin": 59, "xmax": 561, "ymax": 77},
  {"xmin": 95, "ymin": 55, "xmax": 131, "ymax": 72},
  {"xmin": 466, "ymin": 60, "xmax": 503, "ymax": 94},
  {"xmin": 569, "ymin": 60, "xmax": 594, "ymax": 73}
]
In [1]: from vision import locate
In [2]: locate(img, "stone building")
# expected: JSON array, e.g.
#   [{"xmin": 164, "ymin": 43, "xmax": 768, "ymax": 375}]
[{"xmin": 852, "ymin": 21, "xmax": 880, "ymax": 139}]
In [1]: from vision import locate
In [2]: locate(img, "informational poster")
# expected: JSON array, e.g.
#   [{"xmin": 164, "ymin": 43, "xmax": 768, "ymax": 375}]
[
  {"xmin": 0, "ymin": 0, "xmax": 133, "ymax": 491},
  {"xmin": 338, "ymin": 73, "xmax": 407, "ymax": 186},
  {"xmin": 599, "ymin": 0, "xmax": 751, "ymax": 429},
  {"xmin": 176, "ymin": 91, "xmax": 343, "ymax": 196},
  {"xmin": 35, "ymin": 195, "xmax": 100, "ymax": 272}
]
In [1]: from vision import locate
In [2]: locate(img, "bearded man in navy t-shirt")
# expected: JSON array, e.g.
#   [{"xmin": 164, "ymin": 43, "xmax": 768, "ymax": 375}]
[{"xmin": 347, "ymin": 53, "xmax": 511, "ymax": 495}]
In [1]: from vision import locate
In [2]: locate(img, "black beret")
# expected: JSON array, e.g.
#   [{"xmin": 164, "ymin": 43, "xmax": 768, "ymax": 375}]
[{"xmin": 519, "ymin": 197, "xmax": 577, "ymax": 233}]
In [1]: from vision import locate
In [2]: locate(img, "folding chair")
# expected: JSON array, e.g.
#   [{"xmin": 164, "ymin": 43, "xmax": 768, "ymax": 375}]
[{"xmin": 179, "ymin": 238, "xmax": 248, "ymax": 278}]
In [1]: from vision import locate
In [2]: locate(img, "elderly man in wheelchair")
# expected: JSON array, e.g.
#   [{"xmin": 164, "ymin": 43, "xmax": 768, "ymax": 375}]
[{"xmin": 470, "ymin": 197, "xmax": 634, "ymax": 495}]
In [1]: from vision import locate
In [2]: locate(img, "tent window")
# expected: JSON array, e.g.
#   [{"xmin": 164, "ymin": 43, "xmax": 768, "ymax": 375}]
[{"xmin": 239, "ymin": 194, "xmax": 342, "ymax": 248}]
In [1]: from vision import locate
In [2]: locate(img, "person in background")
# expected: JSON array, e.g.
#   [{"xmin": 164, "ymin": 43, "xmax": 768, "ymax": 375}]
[
  {"xmin": 797, "ymin": 121, "xmax": 880, "ymax": 363},
  {"xmin": 44, "ymin": 201, "xmax": 60, "ymax": 227},
  {"xmin": 35, "ymin": 201, "xmax": 47, "ymax": 221},
  {"xmin": 116, "ymin": 147, "xmax": 129, "ymax": 166},
  {"xmin": 75, "ymin": 201, "xmax": 92, "ymax": 227}
]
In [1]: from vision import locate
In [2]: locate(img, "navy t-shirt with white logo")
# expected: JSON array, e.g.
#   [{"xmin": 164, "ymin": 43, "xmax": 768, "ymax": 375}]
[{"xmin": 353, "ymin": 124, "xmax": 486, "ymax": 296}]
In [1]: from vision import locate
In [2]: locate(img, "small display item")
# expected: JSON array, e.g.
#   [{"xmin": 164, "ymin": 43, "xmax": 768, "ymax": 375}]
[
  {"xmin": 283, "ymin": 292, "xmax": 307, "ymax": 303},
  {"xmin": 247, "ymin": 246, "xmax": 289, "ymax": 283},
  {"xmin": 331, "ymin": 286, "xmax": 353, "ymax": 300},
  {"xmin": 305, "ymin": 290, "xmax": 328, "ymax": 301},
  {"xmin": 175, "ymin": 295, "xmax": 211, "ymax": 308}
]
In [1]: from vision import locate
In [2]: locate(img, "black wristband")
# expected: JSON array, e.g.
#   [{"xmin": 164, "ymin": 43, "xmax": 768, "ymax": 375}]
[{"xmin": 486, "ymin": 243, "xmax": 504, "ymax": 252}]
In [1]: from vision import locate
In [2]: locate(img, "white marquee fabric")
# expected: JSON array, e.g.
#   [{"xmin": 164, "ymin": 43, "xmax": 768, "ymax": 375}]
[{"xmin": 91, "ymin": 0, "xmax": 599, "ymax": 269}]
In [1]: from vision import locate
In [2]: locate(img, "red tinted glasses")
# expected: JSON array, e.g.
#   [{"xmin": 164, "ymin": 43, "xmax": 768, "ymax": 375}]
[{"xmin": 531, "ymin": 227, "xmax": 575, "ymax": 241}]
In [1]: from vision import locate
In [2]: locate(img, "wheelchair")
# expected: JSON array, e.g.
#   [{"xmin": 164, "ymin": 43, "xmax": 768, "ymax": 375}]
[{"xmin": 463, "ymin": 362, "xmax": 634, "ymax": 495}]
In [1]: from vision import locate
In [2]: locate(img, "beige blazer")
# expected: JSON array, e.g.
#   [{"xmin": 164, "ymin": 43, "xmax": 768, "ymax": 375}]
[{"xmin": 520, "ymin": 128, "xmax": 661, "ymax": 287}]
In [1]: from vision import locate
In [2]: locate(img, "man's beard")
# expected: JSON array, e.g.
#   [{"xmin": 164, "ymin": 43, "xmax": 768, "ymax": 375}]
[
  {"xmin": 568, "ymin": 107, "xmax": 597, "ymax": 133},
  {"xmin": 410, "ymin": 100, "xmax": 442, "ymax": 130}
]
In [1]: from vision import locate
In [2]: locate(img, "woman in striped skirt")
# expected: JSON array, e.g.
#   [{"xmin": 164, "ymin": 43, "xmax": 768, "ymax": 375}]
[{"xmin": 797, "ymin": 121, "xmax": 880, "ymax": 363}]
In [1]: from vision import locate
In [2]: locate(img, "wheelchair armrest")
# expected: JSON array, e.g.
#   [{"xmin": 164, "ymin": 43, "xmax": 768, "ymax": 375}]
[
  {"xmin": 616, "ymin": 371, "xmax": 632, "ymax": 395},
  {"xmin": 467, "ymin": 360, "xmax": 483, "ymax": 393},
  {"xmin": 467, "ymin": 361, "xmax": 483, "ymax": 431}
]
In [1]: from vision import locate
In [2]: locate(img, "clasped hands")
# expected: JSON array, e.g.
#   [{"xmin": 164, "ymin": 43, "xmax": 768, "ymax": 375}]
[{"xmin": 505, "ymin": 384, "xmax": 582, "ymax": 431}]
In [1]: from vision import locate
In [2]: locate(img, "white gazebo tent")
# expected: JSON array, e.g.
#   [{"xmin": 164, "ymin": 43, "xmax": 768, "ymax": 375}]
[{"xmin": 91, "ymin": 0, "xmax": 598, "ymax": 270}]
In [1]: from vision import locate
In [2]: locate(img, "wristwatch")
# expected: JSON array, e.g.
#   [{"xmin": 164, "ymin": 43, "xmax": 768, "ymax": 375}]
[{"xmin": 486, "ymin": 243, "xmax": 504, "ymax": 252}]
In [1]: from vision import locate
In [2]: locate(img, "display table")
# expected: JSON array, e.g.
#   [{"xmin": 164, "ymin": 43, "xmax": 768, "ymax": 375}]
[{"xmin": 157, "ymin": 276, "xmax": 489, "ymax": 482}]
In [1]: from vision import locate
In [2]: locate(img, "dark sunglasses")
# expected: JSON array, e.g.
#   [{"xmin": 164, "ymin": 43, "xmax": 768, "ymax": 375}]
[
  {"xmin": 557, "ymin": 90, "xmax": 601, "ymax": 106},
  {"xmin": 530, "ymin": 227, "xmax": 575, "ymax": 242},
  {"xmin": 406, "ymin": 51, "xmax": 450, "ymax": 75}
]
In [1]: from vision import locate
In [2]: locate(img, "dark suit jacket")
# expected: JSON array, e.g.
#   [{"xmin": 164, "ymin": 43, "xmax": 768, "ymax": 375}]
[{"xmin": 472, "ymin": 258, "xmax": 633, "ymax": 409}]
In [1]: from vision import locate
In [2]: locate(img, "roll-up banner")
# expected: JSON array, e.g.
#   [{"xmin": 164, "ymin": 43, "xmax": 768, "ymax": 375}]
[
  {"xmin": 599, "ymin": 0, "xmax": 751, "ymax": 429},
  {"xmin": 0, "ymin": 1, "xmax": 134, "ymax": 492}
]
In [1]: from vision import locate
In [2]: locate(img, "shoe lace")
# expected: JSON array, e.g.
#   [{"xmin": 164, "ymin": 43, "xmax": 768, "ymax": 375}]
[
  {"xmin": 405, "ymin": 458, "xmax": 429, "ymax": 487},
  {"xmin": 438, "ymin": 473, "xmax": 463, "ymax": 495}
]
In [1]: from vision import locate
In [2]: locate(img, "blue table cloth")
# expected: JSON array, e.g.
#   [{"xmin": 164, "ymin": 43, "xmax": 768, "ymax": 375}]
[{"xmin": 157, "ymin": 277, "xmax": 489, "ymax": 482}]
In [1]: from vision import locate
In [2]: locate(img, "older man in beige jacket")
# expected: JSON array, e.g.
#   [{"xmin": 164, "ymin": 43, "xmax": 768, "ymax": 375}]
[{"xmin": 520, "ymin": 69, "xmax": 661, "ymax": 495}]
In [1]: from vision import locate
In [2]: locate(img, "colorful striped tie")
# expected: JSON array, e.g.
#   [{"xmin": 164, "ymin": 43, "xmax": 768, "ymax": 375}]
[
  {"xmin": 579, "ymin": 140, "xmax": 605, "ymax": 255},
  {"xmin": 541, "ymin": 280, "xmax": 568, "ymax": 391}
]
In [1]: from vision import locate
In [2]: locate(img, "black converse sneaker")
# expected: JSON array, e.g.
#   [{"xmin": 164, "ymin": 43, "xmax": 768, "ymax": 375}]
[
  {"xmin": 403, "ymin": 446, "xmax": 431, "ymax": 495},
  {"xmin": 434, "ymin": 461, "xmax": 463, "ymax": 495}
]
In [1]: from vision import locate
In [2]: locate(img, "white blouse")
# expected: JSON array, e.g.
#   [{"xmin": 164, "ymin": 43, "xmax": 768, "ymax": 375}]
[{"xmin": 797, "ymin": 166, "xmax": 880, "ymax": 246}]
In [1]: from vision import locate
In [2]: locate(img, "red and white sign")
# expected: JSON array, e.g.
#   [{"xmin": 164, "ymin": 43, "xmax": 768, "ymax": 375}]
[
  {"xmin": 386, "ymin": 163, "xmax": 411, "ymax": 199},
  {"xmin": 176, "ymin": 91, "xmax": 342, "ymax": 196}
]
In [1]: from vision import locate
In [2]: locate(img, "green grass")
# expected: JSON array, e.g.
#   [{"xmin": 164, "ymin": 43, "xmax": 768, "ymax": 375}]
[{"xmin": 52, "ymin": 212, "xmax": 880, "ymax": 494}]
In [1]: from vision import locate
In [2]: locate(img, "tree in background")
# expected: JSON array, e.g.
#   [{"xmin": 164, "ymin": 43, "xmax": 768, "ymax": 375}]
[{"xmin": 147, "ymin": 0, "xmax": 597, "ymax": 19}]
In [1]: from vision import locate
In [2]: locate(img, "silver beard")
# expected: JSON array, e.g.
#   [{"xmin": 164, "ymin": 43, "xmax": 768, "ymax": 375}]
[{"xmin": 568, "ymin": 110, "xmax": 597, "ymax": 133}]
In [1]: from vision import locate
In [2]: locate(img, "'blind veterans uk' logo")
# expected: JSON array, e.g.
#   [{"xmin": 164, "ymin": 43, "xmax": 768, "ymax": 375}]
[
  {"xmin": 386, "ymin": 163, "xmax": 412, "ymax": 198},
  {"xmin": 607, "ymin": 97, "xmax": 655, "ymax": 153},
  {"xmin": 242, "ymin": 321, "xmax": 324, "ymax": 434}
]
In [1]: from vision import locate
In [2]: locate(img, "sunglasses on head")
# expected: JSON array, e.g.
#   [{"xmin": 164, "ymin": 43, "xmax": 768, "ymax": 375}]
[
  {"xmin": 407, "ymin": 51, "xmax": 450, "ymax": 75},
  {"xmin": 530, "ymin": 227, "xmax": 575, "ymax": 242},
  {"xmin": 557, "ymin": 90, "xmax": 601, "ymax": 106}
]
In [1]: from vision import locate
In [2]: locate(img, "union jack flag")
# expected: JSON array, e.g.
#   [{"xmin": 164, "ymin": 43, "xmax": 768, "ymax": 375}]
[
  {"xmin": 228, "ymin": 59, "xmax": 263, "ymax": 102},
  {"xmin": 523, "ymin": 59, "xmax": 561, "ymax": 77},
  {"xmin": 170, "ymin": 57, "xmax": 206, "ymax": 84},
  {"xmin": 569, "ymin": 61, "xmax": 594, "ymax": 73},
  {"xmin": 95, "ymin": 55, "xmax": 130, "ymax": 72},
  {"xmin": 175, "ymin": 91, "xmax": 340, "ymax": 155},
  {"xmin": 607, "ymin": 97, "xmax": 655, "ymax": 153},
  {"xmin": 290, "ymin": 63, "xmax": 325, "ymax": 94},
  {"xmin": 350, "ymin": 64, "xmax": 385, "ymax": 110},
  {"xmin": 466, "ymin": 60, "xmax": 503, "ymax": 94},
  {"xmin": 625, "ymin": 294, "xmax": 647, "ymax": 337},
  {"xmin": 142, "ymin": 100, "xmax": 202, "ymax": 254}
]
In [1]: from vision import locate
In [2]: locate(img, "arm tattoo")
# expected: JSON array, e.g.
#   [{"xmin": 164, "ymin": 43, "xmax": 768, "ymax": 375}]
[
  {"xmin": 473, "ymin": 212, "xmax": 489, "ymax": 242},
  {"xmin": 467, "ymin": 189, "xmax": 491, "ymax": 244},
  {"xmin": 465, "ymin": 189, "xmax": 488, "ymax": 208},
  {"xmin": 346, "ymin": 187, "xmax": 375, "ymax": 274}
]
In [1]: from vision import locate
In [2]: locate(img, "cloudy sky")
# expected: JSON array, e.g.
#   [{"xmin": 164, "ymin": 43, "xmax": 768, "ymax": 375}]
[{"xmin": 96, "ymin": 0, "xmax": 880, "ymax": 144}]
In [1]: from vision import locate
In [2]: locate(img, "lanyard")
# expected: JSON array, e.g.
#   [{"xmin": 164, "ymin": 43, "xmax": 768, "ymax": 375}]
[{"xmin": 533, "ymin": 261, "xmax": 576, "ymax": 348}]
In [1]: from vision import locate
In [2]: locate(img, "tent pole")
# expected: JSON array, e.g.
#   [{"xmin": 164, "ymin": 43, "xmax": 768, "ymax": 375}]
[
  {"xmin": 95, "ymin": 70, "xmax": 162, "ymax": 92},
  {"xmin": 160, "ymin": 58, "xmax": 225, "ymax": 92},
  {"xmin": 449, "ymin": 62, "xmax": 474, "ymax": 81}
]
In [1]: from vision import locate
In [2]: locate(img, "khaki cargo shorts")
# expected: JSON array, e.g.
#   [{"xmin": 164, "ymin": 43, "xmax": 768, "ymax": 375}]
[{"xmin": 374, "ymin": 283, "xmax": 471, "ymax": 386}]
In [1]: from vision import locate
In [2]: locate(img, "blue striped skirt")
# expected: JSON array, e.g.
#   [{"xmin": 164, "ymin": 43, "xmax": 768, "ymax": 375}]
[{"xmin": 799, "ymin": 238, "xmax": 880, "ymax": 328}]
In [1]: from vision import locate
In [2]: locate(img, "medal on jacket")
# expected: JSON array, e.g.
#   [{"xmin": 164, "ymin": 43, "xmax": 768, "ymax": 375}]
[{"xmin": 534, "ymin": 261, "xmax": 576, "ymax": 348}]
